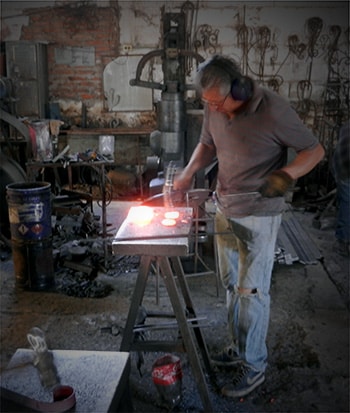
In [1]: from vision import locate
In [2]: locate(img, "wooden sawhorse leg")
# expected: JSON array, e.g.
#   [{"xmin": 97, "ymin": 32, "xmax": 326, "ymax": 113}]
[{"xmin": 120, "ymin": 255, "xmax": 213, "ymax": 412}]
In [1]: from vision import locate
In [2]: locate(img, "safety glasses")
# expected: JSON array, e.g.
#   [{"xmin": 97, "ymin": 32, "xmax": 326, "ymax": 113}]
[{"xmin": 201, "ymin": 92, "xmax": 230, "ymax": 109}]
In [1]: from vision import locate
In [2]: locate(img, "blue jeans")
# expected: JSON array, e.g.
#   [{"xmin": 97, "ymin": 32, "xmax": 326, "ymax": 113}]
[
  {"xmin": 335, "ymin": 179, "xmax": 350, "ymax": 243},
  {"xmin": 215, "ymin": 209, "xmax": 282, "ymax": 372}
]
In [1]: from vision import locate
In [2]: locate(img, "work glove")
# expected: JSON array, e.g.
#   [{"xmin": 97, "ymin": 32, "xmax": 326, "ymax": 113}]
[{"xmin": 259, "ymin": 170, "xmax": 294, "ymax": 198}]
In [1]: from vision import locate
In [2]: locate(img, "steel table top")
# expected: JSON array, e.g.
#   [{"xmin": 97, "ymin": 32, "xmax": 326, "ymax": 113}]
[{"xmin": 112, "ymin": 206, "xmax": 193, "ymax": 257}]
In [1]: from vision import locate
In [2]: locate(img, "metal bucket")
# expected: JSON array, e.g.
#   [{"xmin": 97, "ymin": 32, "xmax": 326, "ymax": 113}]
[{"xmin": 6, "ymin": 182, "xmax": 55, "ymax": 290}]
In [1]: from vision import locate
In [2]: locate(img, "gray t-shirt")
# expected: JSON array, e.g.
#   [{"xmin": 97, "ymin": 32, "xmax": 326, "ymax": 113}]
[{"xmin": 200, "ymin": 83, "xmax": 319, "ymax": 217}]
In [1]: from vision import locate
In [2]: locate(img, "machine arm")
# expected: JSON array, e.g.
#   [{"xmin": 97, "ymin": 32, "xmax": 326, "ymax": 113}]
[{"xmin": 129, "ymin": 49, "xmax": 205, "ymax": 91}]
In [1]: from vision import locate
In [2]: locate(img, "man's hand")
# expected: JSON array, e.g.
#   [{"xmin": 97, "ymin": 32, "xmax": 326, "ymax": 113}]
[
  {"xmin": 173, "ymin": 170, "xmax": 194, "ymax": 191},
  {"xmin": 259, "ymin": 170, "xmax": 294, "ymax": 198}
]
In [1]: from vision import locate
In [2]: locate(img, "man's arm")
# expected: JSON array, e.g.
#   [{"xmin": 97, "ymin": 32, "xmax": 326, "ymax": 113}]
[
  {"xmin": 281, "ymin": 143, "xmax": 325, "ymax": 180},
  {"xmin": 174, "ymin": 142, "xmax": 216, "ymax": 190},
  {"xmin": 260, "ymin": 143, "xmax": 325, "ymax": 198}
]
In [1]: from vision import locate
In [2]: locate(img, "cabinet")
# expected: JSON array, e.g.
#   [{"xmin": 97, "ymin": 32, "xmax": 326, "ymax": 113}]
[{"xmin": 5, "ymin": 41, "xmax": 48, "ymax": 118}]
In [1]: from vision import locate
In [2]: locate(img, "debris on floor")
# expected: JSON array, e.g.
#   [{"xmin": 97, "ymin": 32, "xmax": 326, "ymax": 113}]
[
  {"xmin": 275, "ymin": 207, "xmax": 323, "ymax": 265},
  {"xmin": 49, "ymin": 192, "xmax": 140, "ymax": 298},
  {"xmin": 55, "ymin": 269, "xmax": 113, "ymax": 298}
]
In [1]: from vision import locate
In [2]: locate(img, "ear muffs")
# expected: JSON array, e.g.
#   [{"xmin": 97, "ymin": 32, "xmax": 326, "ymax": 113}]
[{"xmin": 230, "ymin": 76, "xmax": 253, "ymax": 102}]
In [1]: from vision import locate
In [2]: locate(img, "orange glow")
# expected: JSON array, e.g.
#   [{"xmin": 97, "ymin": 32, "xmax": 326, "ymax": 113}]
[
  {"xmin": 127, "ymin": 206, "xmax": 154, "ymax": 226},
  {"xmin": 164, "ymin": 211, "xmax": 180, "ymax": 219},
  {"xmin": 161, "ymin": 218, "xmax": 176, "ymax": 226}
]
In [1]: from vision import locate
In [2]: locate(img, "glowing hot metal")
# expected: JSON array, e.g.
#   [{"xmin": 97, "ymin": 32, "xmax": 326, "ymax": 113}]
[
  {"xmin": 127, "ymin": 206, "xmax": 154, "ymax": 226},
  {"xmin": 161, "ymin": 218, "xmax": 176, "ymax": 226}
]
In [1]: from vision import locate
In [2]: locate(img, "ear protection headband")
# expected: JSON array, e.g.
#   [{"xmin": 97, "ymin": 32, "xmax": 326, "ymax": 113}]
[{"xmin": 208, "ymin": 56, "xmax": 253, "ymax": 102}]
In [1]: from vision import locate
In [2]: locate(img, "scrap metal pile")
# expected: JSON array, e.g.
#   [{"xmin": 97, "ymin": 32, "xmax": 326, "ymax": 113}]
[{"xmin": 51, "ymin": 192, "xmax": 139, "ymax": 298}]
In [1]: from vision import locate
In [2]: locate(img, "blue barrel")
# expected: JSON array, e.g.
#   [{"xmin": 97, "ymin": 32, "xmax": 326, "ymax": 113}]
[{"xmin": 6, "ymin": 182, "xmax": 55, "ymax": 291}]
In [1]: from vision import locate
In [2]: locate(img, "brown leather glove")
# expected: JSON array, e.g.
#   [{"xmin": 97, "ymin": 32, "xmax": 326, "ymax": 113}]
[{"xmin": 259, "ymin": 170, "xmax": 294, "ymax": 198}]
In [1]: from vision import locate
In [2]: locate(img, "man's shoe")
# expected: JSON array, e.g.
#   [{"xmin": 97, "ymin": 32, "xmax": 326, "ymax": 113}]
[
  {"xmin": 211, "ymin": 346, "xmax": 242, "ymax": 367},
  {"xmin": 221, "ymin": 364, "xmax": 265, "ymax": 398}
]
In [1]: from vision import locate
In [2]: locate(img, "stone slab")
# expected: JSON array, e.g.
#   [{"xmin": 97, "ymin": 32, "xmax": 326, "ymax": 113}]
[{"xmin": 0, "ymin": 349, "xmax": 131, "ymax": 412}]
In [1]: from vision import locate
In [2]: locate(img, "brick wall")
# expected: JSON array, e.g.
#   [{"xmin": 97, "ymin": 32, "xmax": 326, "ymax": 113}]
[{"xmin": 21, "ymin": 3, "xmax": 119, "ymax": 102}]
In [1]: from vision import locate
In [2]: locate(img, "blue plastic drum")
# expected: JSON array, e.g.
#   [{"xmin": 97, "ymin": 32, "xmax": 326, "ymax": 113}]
[{"xmin": 6, "ymin": 182, "xmax": 54, "ymax": 290}]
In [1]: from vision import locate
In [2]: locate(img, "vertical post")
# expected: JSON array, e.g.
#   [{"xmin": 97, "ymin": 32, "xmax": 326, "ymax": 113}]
[{"xmin": 101, "ymin": 163, "xmax": 108, "ymax": 265}]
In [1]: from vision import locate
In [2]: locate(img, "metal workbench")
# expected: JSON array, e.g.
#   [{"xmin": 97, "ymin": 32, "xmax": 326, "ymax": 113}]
[{"xmin": 112, "ymin": 206, "xmax": 213, "ymax": 412}]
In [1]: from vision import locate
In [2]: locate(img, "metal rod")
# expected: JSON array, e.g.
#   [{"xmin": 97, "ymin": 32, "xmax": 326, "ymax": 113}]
[{"xmin": 133, "ymin": 317, "xmax": 207, "ymax": 332}]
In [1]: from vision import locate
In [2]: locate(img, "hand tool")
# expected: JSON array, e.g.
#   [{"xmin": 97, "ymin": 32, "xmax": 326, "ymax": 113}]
[{"xmin": 27, "ymin": 327, "xmax": 60, "ymax": 389}]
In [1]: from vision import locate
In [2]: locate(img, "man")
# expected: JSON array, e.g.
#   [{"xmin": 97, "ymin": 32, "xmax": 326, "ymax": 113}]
[
  {"xmin": 174, "ymin": 55, "xmax": 325, "ymax": 398},
  {"xmin": 332, "ymin": 120, "xmax": 350, "ymax": 256}
]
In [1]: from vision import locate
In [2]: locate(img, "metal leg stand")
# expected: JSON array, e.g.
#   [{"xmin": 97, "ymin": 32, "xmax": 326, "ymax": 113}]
[
  {"xmin": 120, "ymin": 256, "xmax": 152, "ymax": 352},
  {"xmin": 120, "ymin": 255, "xmax": 213, "ymax": 413}
]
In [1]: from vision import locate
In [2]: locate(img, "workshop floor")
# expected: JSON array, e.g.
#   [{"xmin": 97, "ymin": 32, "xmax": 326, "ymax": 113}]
[{"xmin": 0, "ymin": 200, "xmax": 349, "ymax": 413}]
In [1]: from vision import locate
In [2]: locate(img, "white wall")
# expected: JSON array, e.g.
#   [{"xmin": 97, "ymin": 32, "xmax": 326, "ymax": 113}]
[
  {"xmin": 1, "ymin": 0, "xmax": 349, "ymax": 130},
  {"xmin": 117, "ymin": 1, "xmax": 348, "ymax": 104}
]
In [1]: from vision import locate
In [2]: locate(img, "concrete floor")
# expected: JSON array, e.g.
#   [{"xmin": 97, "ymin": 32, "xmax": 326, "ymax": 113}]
[{"xmin": 0, "ymin": 200, "xmax": 349, "ymax": 413}]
